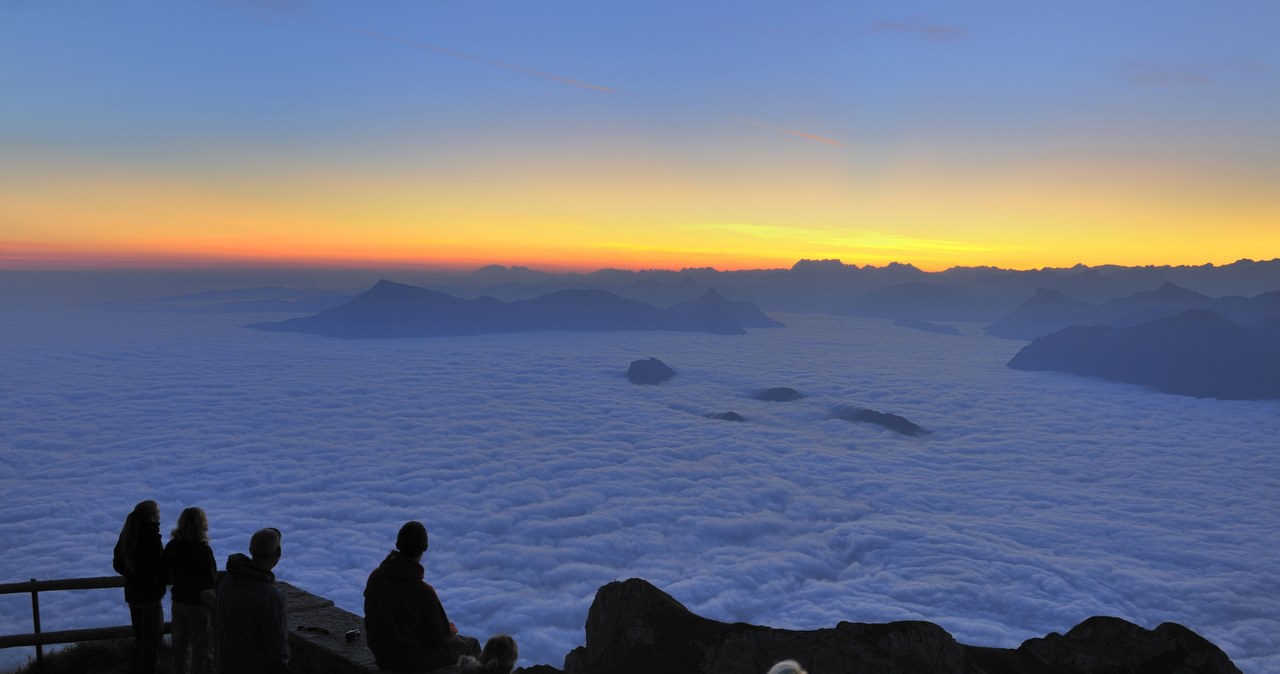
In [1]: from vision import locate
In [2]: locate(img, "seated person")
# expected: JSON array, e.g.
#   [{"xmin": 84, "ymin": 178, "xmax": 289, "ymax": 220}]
[{"xmin": 364, "ymin": 521, "xmax": 480, "ymax": 672}]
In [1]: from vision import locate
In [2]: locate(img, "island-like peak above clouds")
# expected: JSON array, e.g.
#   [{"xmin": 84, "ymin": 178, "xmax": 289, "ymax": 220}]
[
  {"xmin": 247, "ymin": 280, "xmax": 783, "ymax": 338},
  {"xmin": 1008, "ymin": 308, "xmax": 1280, "ymax": 400}
]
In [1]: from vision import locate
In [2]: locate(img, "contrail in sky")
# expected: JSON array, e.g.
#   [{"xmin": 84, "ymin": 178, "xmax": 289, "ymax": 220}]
[
  {"xmin": 743, "ymin": 120, "xmax": 844, "ymax": 147},
  {"xmin": 325, "ymin": 21, "xmax": 617, "ymax": 94}
]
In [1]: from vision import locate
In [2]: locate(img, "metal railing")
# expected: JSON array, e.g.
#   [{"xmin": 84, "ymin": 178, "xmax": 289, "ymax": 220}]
[{"xmin": 0, "ymin": 575, "xmax": 170, "ymax": 671}]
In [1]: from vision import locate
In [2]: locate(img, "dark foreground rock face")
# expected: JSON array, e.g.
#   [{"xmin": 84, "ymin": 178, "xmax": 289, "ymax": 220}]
[
  {"xmin": 626, "ymin": 358, "xmax": 675, "ymax": 385},
  {"xmin": 1016, "ymin": 615, "xmax": 1243, "ymax": 674},
  {"xmin": 557, "ymin": 579, "xmax": 1241, "ymax": 674}
]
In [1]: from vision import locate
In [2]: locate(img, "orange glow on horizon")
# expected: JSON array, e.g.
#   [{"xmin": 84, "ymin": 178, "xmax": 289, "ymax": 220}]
[
  {"xmin": 4, "ymin": 134, "xmax": 1276, "ymax": 276},
  {"xmin": 3, "ymin": 238, "xmax": 1275, "ymax": 275}
]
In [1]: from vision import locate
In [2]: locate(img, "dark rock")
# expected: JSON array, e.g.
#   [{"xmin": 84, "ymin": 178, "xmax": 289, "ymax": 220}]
[
  {"xmin": 1008, "ymin": 309, "xmax": 1280, "ymax": 400},
  {"xmin": 835, "ymin": 407, "xmax": 926, "ymax": 436},
  {"xmin": 561, "ymin": 578, "xmax": 1242, "ymax": 674},
  {"xmin": 627, "ymin": 358, "xmax": 675, "ymax": 385},
  {"xmin": 754, "ymin": 387, "xmax": 802, "ymax": 402},
  {"xmin": 1013, "ymin": 616, "xmax": 1241, "ymax": 674},
  {"xmin": 706, "ymin": 412, "xmax": 745, "ymax": 422},
  {"xmin": 564, "ymin": 578, "xmax": 966, "ymax": 674}
]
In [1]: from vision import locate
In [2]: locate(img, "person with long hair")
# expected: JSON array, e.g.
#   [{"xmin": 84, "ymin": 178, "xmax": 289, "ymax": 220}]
[
  {"xmin": 163, "ymin": 507, "xmax": 217, "ymax": 674},
  {"xmin": 114, "ymin": 500, "xmax": 166, "ymax": 674}
]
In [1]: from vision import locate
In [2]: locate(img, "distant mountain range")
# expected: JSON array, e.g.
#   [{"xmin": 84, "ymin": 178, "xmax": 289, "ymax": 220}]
[
  {"xmin": 114, "ymin": 259, "xmax": 1280, "ymax": 326},
  {"xmin": 1008, "ymin": 309, "xmax": 1280, "ymax": 400},
  {"xmin": 988, "ymin": 282, "xmax": 1280, "ymax": 340},
  {"xmin": 248, "ymin": 280, "xmax": 780, "ymax": 338},
  {"xmin": 416, "ymin": 258, "xmax": 1280, "ymax": 319}
]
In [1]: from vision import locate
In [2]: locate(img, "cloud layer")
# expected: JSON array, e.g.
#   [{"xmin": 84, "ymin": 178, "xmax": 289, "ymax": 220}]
[{"xmin": 1, "ymin": 296, "xmax": 1277, "ymax": 672}]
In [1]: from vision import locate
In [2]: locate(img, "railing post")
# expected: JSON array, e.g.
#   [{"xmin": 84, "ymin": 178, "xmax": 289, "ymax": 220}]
[{"xmin": 30, "ymin": 579, "xmax": 43, "ymax": 671}]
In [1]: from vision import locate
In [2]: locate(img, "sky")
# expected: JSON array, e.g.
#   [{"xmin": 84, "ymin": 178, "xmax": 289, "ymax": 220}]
[
  {"xmin": 1, "ymin": 294, "xmax": 1276, "ymax": 672},
  {"xmin": 2, "ymin": 0, "xmax": 1278, "ymax": 272}
]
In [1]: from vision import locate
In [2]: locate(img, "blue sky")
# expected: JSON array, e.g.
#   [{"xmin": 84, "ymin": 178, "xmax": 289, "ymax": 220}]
[{"xmin": 3, "ymin": 1, "xmax": 1277, "ymax": 270}]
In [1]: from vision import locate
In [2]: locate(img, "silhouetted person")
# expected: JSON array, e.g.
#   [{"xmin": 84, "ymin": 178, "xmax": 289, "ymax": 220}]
[
  {"xmin": 163, "ymin": 507, "xmax": 217, "ymax": 674},
  {"xmin": 215, "ymin": 527, "xmax": 288, "ymax": 674},
  {"xmin": 458, "ymin": 635, "xmax": 518, "ymax": 674},
  {"xmin": 364, "ymin": 521, "xmax": 480, "ymax": 672},
  {"xmin": 114, "ymin": 500, "xmax": 165, "ymax": 674}
]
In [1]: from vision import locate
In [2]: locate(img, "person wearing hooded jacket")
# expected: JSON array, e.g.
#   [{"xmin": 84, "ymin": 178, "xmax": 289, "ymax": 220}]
[
  {"xmin": 215, "ymin": 527, "xmax": 288, "ymax": 674},
  {"xmin": 364, "ymin": 521, "xmax": 480, "ymax": 672},
  {"xmin": 114, "ymin": 500, "xmax": 166, "ymax": 674}
]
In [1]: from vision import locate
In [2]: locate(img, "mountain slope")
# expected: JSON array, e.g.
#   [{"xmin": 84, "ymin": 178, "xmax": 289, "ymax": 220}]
[
  {"xmin": 1008, "ymin": 309, "xmax": 1280, "ymax": 400},
  {"xmin": 248, "ymin": 280, "xmax": 751, "ymax": 338}
]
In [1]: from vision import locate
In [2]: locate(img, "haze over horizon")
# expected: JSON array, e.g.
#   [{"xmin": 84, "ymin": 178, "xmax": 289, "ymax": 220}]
[{"xmin": 3, "ymin": 1, "xmax": 1278, "ymax": 272}]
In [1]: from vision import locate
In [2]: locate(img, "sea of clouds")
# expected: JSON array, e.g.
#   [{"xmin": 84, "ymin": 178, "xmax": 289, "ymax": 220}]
[{"xmin": 1, "ymin": 279, "xmax": 1277, "ymax": 672}]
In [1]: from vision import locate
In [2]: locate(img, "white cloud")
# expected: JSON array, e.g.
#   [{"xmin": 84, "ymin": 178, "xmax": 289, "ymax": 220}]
[{"xmin": 0, "ymin": 289, "xmax": 1277, "ymax": 672}]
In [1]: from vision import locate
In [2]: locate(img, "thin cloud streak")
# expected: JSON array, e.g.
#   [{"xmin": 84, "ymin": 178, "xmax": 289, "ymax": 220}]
[
  {"xmin": 743, "ymin": 120, "xmax": 844, "ymax": 147},
  {"xmin": 1123, "ymin": 61, "xmax": 1212, "ymax": 88},
  {"xmin": 871, "ymin": 16, "xmax": 966, "ymax": 42},
  {"xmin": 326, "ymin": 21, "xmax": 616, "ymax": 94}
]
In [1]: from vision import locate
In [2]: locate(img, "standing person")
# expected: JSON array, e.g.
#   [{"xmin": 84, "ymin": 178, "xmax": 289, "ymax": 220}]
[
  {"xmin": 364, "ymin": 521, "xmax": 480, "ymax": 672},
  {"xmin": 215, "ymin": 527, "xmax": 289, "ymax": 674},
  {"xmin": 163, "ymin": 507, "xmax": 217, "ymax": 674},
  {"xmin": 113, "ymin": 500, "xmax": 165, "ymax": 674}
]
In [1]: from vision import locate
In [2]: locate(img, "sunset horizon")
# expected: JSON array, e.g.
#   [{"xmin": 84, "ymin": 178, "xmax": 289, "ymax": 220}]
[
  {"xmin": 4, "ymin": 3, "xmax": 1276, "ymax": 277},
  {"xmin": 3, "ymin": 248, "xmax": 1279, "ymax": 276}
]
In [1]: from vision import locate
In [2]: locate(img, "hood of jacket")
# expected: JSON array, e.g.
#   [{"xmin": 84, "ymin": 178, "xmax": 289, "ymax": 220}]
[
  {"xmin": 225, "ymin": 552, "xmax": 275, "ymax": 584},
  {"xmin": 375, "ymin": 550, "xmax": 425, "ymax": 581}
]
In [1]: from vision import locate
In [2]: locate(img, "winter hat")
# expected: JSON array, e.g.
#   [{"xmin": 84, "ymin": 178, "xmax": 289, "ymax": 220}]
[{"xmin": 396, "ymin": 521, "xmax": 429, "ymax": 556}]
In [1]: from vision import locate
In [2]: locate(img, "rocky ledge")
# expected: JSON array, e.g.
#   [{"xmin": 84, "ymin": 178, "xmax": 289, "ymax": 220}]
[{"xmin": 537, "ymin": 578, "xmax": 1239, "ymax": 674}]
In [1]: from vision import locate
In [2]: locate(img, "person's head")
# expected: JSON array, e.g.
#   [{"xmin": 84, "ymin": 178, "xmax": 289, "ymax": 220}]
[
  {"xmin": 249, "ymin": 527, "xmax": 282, "ymax": 570},
  {"xmin": 171, "ymin": 507, "xmax": 209, "ymax": 543},
  {"xmin": 395, "ymin": 521, "xmax": 429, "ymax": 560},
  {"xmin": 132, "ymin": 500, "xmax": 160, "ymax": 524},
  {"xmin": 766, "ymin": 660, "xmax": 808, "ymax": 674},
  {"xmin": 479, "ymin": 634, "xmax": 517, "ymax": 670}
]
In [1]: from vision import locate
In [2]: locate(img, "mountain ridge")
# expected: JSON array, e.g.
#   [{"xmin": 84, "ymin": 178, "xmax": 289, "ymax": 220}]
[{"xmin": 247, "ymin": 280, "xmax": 780, "ymax": 338}]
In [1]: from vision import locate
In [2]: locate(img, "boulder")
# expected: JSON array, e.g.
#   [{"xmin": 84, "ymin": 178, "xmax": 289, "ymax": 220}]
[
  {"xmin": 564, "ymin": 579, "xmax": 963, "ymax": 674},
  {"xmin": 1011, "ymin": 615, "xmax": 1241, "ymax": 674},
  {"xmin": 627, "ymin": 358, "xmax": 675, "ymax": 385},
  {"xmin": 706, "ymin": 412, "xmax": 745, "ymax": 422}
]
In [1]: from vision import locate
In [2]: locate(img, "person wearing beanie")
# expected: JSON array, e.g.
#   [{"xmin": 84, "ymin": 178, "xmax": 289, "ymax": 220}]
[{"xmin": 364, "ymin": 521, "xmax": 480, "ymax": 672}]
